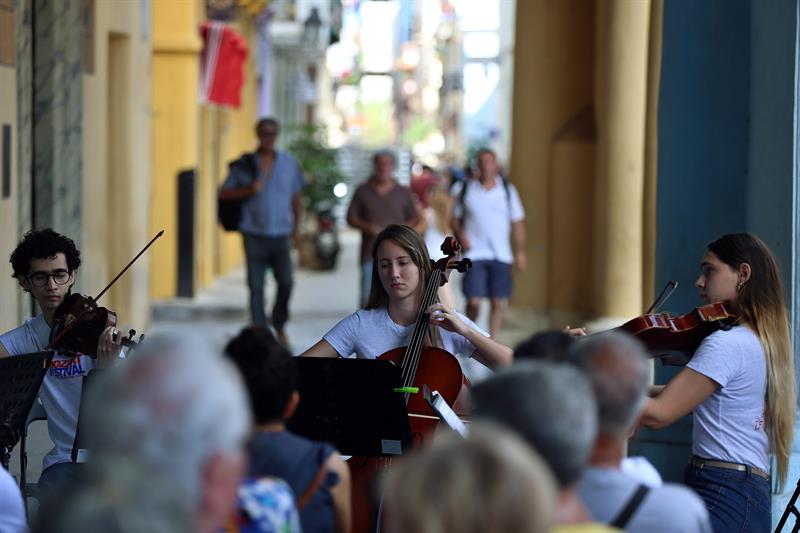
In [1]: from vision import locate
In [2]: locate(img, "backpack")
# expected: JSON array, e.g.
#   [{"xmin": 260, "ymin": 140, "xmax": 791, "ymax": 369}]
[{"xmin": 218, "ymin": 154, "xmax": 259, "ymax": 232}]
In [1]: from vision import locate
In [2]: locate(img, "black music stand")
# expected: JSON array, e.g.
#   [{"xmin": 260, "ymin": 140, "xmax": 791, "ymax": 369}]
[
  {"xmin": 0, "ymin": 352, "xmax": 53, "ymax": 474},
  {"xmin": 288, "ymin": 358, "xmax": 413, "ymax": 457}
]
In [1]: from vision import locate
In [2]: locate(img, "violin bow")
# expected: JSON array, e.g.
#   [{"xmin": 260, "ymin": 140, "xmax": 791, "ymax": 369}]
[
  {"xmin": 93, "ymin": 230, "xmax": 165, "ymax": 304},
  {"xmin": 45, "ymin": 230, "xmax": 165, "ymax": 351},
  {"xmin": 645, "ymin": 280, "xmax": 678, "ymax": 314}
]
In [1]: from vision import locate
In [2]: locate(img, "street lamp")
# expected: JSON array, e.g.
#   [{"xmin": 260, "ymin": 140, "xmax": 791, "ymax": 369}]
[{"xmin": 302, "ymin": 7, "xmax": 323, "ymax": 48}]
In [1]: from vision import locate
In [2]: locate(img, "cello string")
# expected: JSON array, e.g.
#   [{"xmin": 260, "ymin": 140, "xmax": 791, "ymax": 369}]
[
  {"xmin": 402, "ymin": 267, "xmax": 442, "ymax": 389},
  {"xmin": 401, "ymin": 269, "xmax": 436, "ymax": 387}
]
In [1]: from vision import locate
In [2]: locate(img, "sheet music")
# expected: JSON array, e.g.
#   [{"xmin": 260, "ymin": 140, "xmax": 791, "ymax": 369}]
[{"xmin": 429, "ymin": 390, "xmax": 468, "ymax": 437}]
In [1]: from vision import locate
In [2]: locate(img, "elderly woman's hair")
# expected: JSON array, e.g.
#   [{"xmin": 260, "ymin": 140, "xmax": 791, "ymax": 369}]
[{"xmin": 383, "ymin": 424, "xmax": 557, "ymax": 533}]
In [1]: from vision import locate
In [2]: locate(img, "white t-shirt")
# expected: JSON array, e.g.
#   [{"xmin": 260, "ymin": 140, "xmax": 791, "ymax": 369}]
[
  {"xmin": 451, "ymin": 178, "xmax": 525, "ymax": 264},
  {"xmin": 687, "ymin": 326, "xmax": 768, "ymax": 472},
  {"xmin": 323, "ymin": 308, "xmax": 487, "ymax": 361},
  {"xmin": 578, "ymin": 467, "xmax": 711, "ymax": 533},
  {"xmin": 0, "ymin": 466, "xmax": 27, "ymax": 533},
  {"xmin": 0, "ymin": 315, "xmax": 95, "ymax": 471}
]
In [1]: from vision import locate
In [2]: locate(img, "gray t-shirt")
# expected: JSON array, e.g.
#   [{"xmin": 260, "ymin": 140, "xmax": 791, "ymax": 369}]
[
  {"xmin": 578, "ymin": 467, "xmax": 711, "ymax": 533},
  {"xmin": 323, "ymin": 308, "xmax": 486, "ymax": 361},
  {"xmin": 687, "ymin": 326, "xmax": 768, "ymax": 472},
  {"xmin": 0, "ymin": 315, "xmax": 95, "ymax": 471}
]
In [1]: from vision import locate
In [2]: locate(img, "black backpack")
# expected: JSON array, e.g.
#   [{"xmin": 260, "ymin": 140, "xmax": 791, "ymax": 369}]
[{"xmin": 218, "ymin": 154, "xmax": 259, "ymax": 232}]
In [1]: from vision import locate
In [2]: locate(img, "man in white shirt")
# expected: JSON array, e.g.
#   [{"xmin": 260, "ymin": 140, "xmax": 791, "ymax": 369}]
[{"xmin": 452, "ymin": 149, "xmax": 526, "ymax": 338}]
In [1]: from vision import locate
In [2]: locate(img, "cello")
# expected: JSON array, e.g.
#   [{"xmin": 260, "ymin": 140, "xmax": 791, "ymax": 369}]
[{"xmin": 349, "ymin": 236, "xmax": 472, "ymax": 533}]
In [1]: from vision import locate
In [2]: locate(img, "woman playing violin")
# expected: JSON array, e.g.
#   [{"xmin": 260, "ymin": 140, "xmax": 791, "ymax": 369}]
[
  {"xmin": 0, "ymin": 229, "xmax": 124, "ymax": 500},
  {"xmin": 301, "ymin": 224, "xmax": 512, "ymax": 370},
  {"xmin": 639, "ymin": 233, "xmax": 795, "ymax": 532}
]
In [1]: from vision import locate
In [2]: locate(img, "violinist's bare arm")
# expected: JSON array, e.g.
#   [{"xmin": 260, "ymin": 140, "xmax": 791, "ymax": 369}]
[
  {"xmin": 426, "ymin": 303, "xmax": 512, "ymax": 369},
  {"xmin": 649, "ymin": 385, "xmax": 665, "ymax": 397},
  {"xmin": 96, "ymin": 325, "xmax": 123, "ymax": 368},
  {"xmin": 639, "ymin": 367, "xmax": 718, "ymax": 429},
  {"xmin": 300, "ymin": 339, "xmax": 341, "ymax": 358}
]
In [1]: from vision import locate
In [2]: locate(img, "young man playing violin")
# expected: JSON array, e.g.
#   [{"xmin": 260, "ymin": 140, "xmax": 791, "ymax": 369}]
[{"xmin": 0, "ymin": 229, "xmax": 123, "ymax": 499}]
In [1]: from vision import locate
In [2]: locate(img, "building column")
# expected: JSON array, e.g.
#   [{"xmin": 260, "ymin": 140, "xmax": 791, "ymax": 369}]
[
  {"xmin": 592, "ymin": 0, "xmax": 652, "ymax": 318},
  {"xmin": 32, "ymin": 0, "xmax": 83, "ymax": 238},
  {"xmin": 151, "ymin": 0, "xmax": 202, "ymax": 299}
]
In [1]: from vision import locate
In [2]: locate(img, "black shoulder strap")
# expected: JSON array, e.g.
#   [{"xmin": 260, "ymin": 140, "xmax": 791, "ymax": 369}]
[
  {"xmin": 610, "ymin": 484, "xmax": 650, "ymax": 529},
  {"xmin": 459, "ymin": 178, "xmax": 512, "ymax": 219},
  {"xmin": 501, "ymin": 176, "xmax": 511, "ymax": 207},
  {"xmin": 229, "ymin": 153, "xmax": 259, "ymax": 182}
]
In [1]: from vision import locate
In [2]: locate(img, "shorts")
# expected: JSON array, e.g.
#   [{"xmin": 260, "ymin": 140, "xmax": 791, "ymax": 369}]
[{"xmin": 462, "ymin": 260, "xmax": 513, "ymax": 299}]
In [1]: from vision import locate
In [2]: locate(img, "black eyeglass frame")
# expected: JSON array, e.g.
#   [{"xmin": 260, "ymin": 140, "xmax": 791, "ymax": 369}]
[{"xmin": 27, "ymin": 270, "xmax": 72, "ymax": 288}]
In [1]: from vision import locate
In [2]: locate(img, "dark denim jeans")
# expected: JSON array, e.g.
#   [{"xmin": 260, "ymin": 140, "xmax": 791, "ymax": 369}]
[
  {"xmin": 243, "ymin": 234, "xmax": 294, "ymax": 331},
  {"xmin": 684, "ymin": 461, "xmax": 771, "ymax": 533}
]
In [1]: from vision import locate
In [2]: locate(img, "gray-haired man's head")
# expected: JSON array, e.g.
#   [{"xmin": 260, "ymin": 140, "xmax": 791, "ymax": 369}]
[
  {"xmin": 471, "ymin": 360, "xmax": 597, "ymax": 488},
  {"xmin": 84, "ymin": 333, "xmax": 251, "ymax": 531},
  {"xmin": 568, "ymin": 331, "xmax": 649, "ymax": 436}
]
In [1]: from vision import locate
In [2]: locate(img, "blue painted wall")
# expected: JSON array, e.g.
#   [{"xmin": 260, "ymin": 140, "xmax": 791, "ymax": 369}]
[
  {"xmin": 635, "ymin": 1, "xmax": 799, "ymax": 526},
  {"xmin": 631, "ymin": 0, "xmax": 752, "ymax": 481}
]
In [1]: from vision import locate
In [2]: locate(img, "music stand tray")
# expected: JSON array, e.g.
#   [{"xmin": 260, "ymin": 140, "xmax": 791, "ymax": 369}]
[
  {"xmin": 0, "ymin": 351, "xmax": 53, "ymax": 470},
  {"xmin": 288, "ymin": 358, "xmax": 413, "ymax": 457}
]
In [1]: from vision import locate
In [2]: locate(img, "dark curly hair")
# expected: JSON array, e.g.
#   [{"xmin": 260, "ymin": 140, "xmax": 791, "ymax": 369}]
[
  {"xmin": 10, "ymin": 229, "xmax": 82, "ymax": 279},
  {"xmin": 224, "ymin": 326, "xmax": 296, "ymax": 424}
]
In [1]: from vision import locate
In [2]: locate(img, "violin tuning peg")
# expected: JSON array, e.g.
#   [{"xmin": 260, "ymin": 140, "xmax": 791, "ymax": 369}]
[{"xmin": 128, "ymin": 329, "xmax": 136, "ymax": 339}]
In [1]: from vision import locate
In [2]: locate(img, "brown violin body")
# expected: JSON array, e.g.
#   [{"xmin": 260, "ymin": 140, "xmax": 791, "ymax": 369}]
[
  {"xmin": 617, "ymin": 302, "xmax": 737, "ymax": 365},
  {"xmin": 49, "ymin": 293, "xmax": 133, "ymax": 356}
]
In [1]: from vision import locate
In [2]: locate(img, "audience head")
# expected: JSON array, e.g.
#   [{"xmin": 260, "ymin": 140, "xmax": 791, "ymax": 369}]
[
  {"xmin": 34, "ymin": 461, "xmax": 192, "ymax": 533},
  {"xmin": 514, "ymin": 330, "xmax": 575, "ymax": 362},
  {"xmin": 224, "ymin": 325, "xmax": 298, "ymax": 425},
  {"xmin": 85, "ymin": 333, "xmax": 251, "ymax": 533},
  {"xmin": 568, "ymin": 331, "xmax": 649, "ymax": 437},
  {"xmin": 383, "ymin": 424, "xmax": 557, "ymax": 533},
  {"xmin": 471, "ymin": 361, "xmax": 597, "ymax": 488}
]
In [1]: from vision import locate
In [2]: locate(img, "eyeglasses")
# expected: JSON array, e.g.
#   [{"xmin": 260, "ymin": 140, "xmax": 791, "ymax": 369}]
[{"xmin": 28, "ymin": 270, "xmax": 71, "ymax": 287}]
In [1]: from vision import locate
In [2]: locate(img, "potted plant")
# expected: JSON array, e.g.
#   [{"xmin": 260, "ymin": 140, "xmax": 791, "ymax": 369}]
[{"xmin": 286, "ymin": 124, "xmax": 346, "ymax": 269}]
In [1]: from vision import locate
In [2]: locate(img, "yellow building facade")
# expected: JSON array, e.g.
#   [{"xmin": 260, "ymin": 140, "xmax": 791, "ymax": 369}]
[
  {"xmin": 151, "ymin": 0, "xmax": 256, "ymax": 300},
  {"xmin": 0, "ymin": 0, "xmax": 151, "ymax": 333}
]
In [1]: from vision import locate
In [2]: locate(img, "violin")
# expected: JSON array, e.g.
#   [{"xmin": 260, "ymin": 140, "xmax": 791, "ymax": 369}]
[
  {"xmin": 49, "ymin": 293, "xmax": 142, "ymax": 356},
  {"xmin": 47, "ymin": 230, "xmax": 164, "ymax": 357},
  {"xmin": 616, "ymin": 302, "xmax": 737, "ymax": 366}
]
